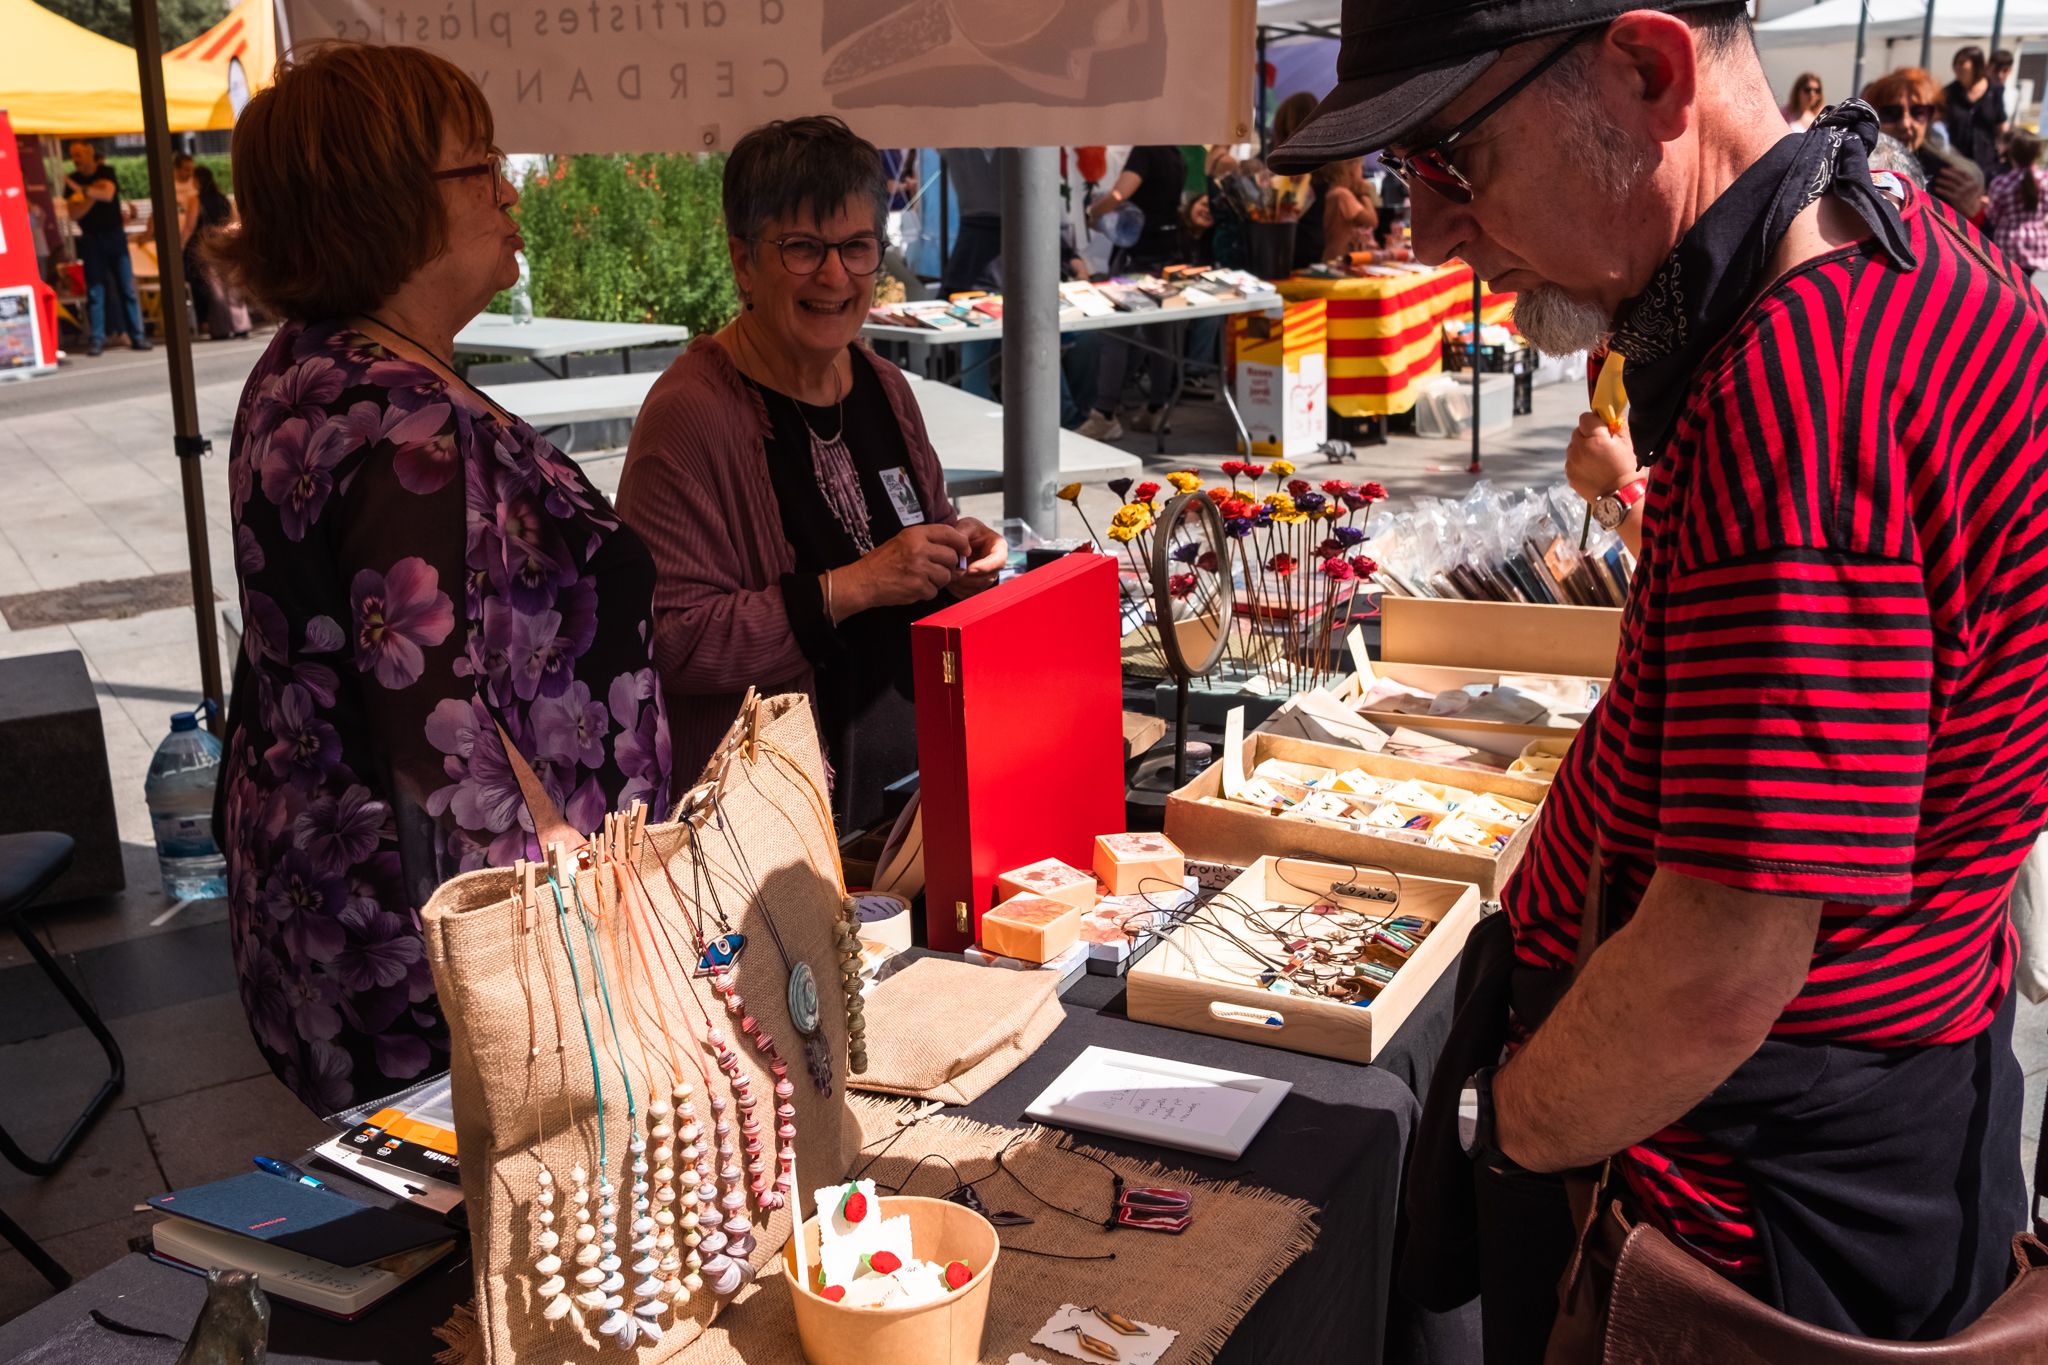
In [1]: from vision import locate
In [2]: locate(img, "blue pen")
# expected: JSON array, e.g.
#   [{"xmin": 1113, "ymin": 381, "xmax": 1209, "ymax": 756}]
[{"xmin": 253, "ymin": 1155, "xmax": 324, "ymax": 1189}]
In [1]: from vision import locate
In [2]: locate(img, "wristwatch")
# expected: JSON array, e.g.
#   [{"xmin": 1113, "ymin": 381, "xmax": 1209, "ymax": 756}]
[
  {"xmin": 1459, "ymin": 1064, "xmax": 1508, "ymax": 1166},
  {"xmin": 1591, "ymin": 475, "xmax": 1648, "ymax": 532}
]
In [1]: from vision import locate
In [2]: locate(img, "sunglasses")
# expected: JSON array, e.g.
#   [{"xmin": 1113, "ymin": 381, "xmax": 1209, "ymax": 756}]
[
  {"xmin": 432, "ymin": 149, "xmax": 510, "ymax": 206},
  {"xmin": 1876, "ymin": 102, "xmax": 1941, "ymax": 123},
  {"xmin": 1384, "ymin": 28, "xmax": 1595, "ymax": 205}
]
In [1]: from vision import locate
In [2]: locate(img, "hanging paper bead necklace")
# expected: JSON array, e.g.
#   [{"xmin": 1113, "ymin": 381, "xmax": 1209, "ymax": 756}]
[{"xmin": 706, "ymin": 807, "xmax": 832, "ymax": 1096}]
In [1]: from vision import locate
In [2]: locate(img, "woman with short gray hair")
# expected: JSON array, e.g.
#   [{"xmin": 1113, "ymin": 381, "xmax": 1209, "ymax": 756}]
[{"xmin": 620, "ymin": 116, "xmax": 1006, "ymax": 827}]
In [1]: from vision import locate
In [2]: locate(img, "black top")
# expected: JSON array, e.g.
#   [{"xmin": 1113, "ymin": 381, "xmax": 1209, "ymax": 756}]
[
  {"xmin": 1942, "ymin": 80, "xmax": 2006, "ymax": 183},
  {"xmin": 70, "ymin": 165, "xmax": 121, "ymax": 236},
  {"xmin": 1292, "ymin": 184, "xmax": 1327, "ymax": 269},
  {"xmin": 1121, "ymin": 145, "xmax": 1186, "ymax": 267},
  {"xmin": 197, "ymin": 188, "xmax": 233, "ymax": 233},
  {"xmin": 749, "ymin": 353, "xmax": 946, "ymax": 830}
]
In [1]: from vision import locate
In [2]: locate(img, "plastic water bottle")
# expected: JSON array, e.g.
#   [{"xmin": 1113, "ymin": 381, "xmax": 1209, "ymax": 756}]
[
  {"xmin": 146, "ymin": 700, "xmax": 227, "ymax": 901},
  {"xmin": 510, "ymin": 251, "xmax": 534, "ymax": 323}
]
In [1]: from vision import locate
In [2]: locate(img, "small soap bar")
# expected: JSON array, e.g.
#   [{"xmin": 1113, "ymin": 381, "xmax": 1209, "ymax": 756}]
[
  {"xmin": 980, "ymin": 893, "xmax": 1082, "ymax": 964},
  {"xmin": 996, "ymin": 858, "xmax": 1098, "ymax": 914},
  {"xmin": 1091, "ymin": 832, "xmax": 1185, "ymax": 898}
]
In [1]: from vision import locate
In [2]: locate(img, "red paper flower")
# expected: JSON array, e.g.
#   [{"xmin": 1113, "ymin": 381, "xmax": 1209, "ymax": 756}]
[
  {"xmin": 1268, "ymin": 553, "xmax": 1297, "ymax": 576},
  {"xmin": 1208, "ymin": 486, "xmax": 1232, "ymax": 503},
  {"xmin": 944, "ymin": 1261, "xmax": 973, "ymax": 1290},
  {"xmin": 1360, "ymin": 481, "xmax": 1389, "ymax": 503},
  {"xmin": 1133, "ymin": 481, "xmax": 1161, "ymax": 503},
  {"xmin": 1197, "ymin": 550, "xmax": 1219, "ymax": 573},
  {"xmin": 1221, "ymin": 460, "xmax": 1246, "ymax": 477},
  {"xmin": 1321, "ymin": 557, "xmax": 1355, "ymax": 581},
  {"xmin": 1287, "ymin": 478, "xmax": 1312, "ymax": 497},
  {"xmin": 1169, "ymin": 573, "xmax": 1198, "ymax": 599},
  {"xmin": 1321, "ymin": 479, "xmax": 1354, "ymax": 497},
  {"xmin": 1220, "ymin": 497, "xmax": 1256, "ymax": 520},
  {"xmin": 1317, "ymin": 537, "xmax": 1343, "ymax": 558},
  {"xmin": 1243, "ymin": 463, "xmax": 1267, "ymax": 480},
  {"xmin": 1350, "ymin": 554, "xmax": 1379, "ymax": 577}
]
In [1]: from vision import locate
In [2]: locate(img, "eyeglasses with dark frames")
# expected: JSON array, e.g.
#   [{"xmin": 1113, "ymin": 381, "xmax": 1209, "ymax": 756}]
[
  {"xmin": 759, "ymin": 233, "xmax": 885, "ymax": 277},
  {"xmin": 1383, "ymin": 28, "xmax": 1597, "ymax": 206},
  {"xmin": 431, "ymin": 150, "xmax": 510, "ymax": 206},
  {"xmin": 1876, "ymin": 101, "xmax": 1941, "ymax": 124}
]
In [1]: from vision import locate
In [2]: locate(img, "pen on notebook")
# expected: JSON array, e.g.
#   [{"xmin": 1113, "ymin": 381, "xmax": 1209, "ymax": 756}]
[{"xmin": 253, "ymin": 1155, "xmax": 324, "ymax": 1188}]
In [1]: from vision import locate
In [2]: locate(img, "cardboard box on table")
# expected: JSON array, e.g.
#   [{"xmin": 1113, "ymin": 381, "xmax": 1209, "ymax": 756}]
[
  {"xmin": 1231, "ymin": 300, "xmax": 1328, "ymax": 460},
  {"xmin": 1374, "ymin": 596, "xmax": 1621, "ymax": 677},
  {"xmin": 912, "ymin": 553, "xmax": 1126, "ymax": 951},
  {"xmin": 1166, "ymin": 715, "xmax": 1548, "ymax": 897},
  {"xmin": 1127, "ymin": 856, "xmax": 1482, "ymax": 1064}
]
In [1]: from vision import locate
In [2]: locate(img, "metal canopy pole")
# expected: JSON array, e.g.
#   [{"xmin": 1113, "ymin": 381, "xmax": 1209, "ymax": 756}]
[
  {"xmin": 1256, "ymin": 27, "xmax": 1271, "ymax": 157},
  {"xmin": 1991, "ymin": 0, "xmax": 2008, "ymax": 61},
  {"xmin": 1468, "ymin": 276, "xmax": 1483, "ymax": 475},
  {"xmin": 129, "ymin": 0, "xmax": 225, "ymax": 733},
  {"xmin": 1852, "ymin": 0, "xmax": 1872, "ymax": 96},
  {"xmin": 1919, "ymin": 0, "xmax": 1938, "ymax": 72},
  {"xmin": 999, "ymin": 147, "xmax": 1060, "ymax": 534}
]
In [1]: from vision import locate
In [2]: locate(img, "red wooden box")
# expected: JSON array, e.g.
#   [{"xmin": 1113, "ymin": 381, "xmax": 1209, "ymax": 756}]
[{"xmin": 912, "ymin": 552, "xmax": 1126, "ymax": 951}]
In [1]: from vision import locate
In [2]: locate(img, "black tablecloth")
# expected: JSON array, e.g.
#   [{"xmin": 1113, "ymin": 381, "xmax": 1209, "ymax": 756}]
[{"xmin": 0, "ymin": 959, "xmax": 1477, "ymax": 1365}]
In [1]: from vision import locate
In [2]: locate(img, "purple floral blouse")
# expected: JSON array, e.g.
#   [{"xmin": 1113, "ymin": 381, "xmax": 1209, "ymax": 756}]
[{"xmin": 219, "ymin": 319, "xmax": 673, "ymax": 1114}]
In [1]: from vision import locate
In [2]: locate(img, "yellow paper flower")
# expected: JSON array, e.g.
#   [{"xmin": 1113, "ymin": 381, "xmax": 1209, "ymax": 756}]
[
  {"xmin": 1276, "ymin": 511, "xmax": 1309, "ymax": 525},
  {"xmin": 1057, "ymin": 482, "xmax": 1083, "ymax": 504},
  {"xmin": 1263, "ymin": 492, "xmax": 1296, "ymax": 516},
  {"xmin": 1107, "ymin": 523, "xmax": 1141, "ymax": 542},
  {"xmin": 1110, "ymin": 503, "xmax": 1154, "ymax": 532},
  {"xmin": 1321, "ymin": 503, "xmax": 1343, "ymax": 520},
  {"xmin": 1166, "ymin": 471, "xmax": 1202, "ymax": 494},
  {"xmin": 1271, "ymin": 459, "xmax": 1297, "ymax": 477}
]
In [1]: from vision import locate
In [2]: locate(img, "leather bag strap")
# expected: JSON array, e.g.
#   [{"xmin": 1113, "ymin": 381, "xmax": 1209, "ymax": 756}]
[{"xmin": 493, "ymin": 719, "xmax": 582, "ymax": 853}]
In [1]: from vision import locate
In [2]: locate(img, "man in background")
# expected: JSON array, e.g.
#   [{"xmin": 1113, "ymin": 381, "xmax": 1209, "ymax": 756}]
[{"xmin": 63, "ymin": 140, "xmax": 149, "ymax": 356}]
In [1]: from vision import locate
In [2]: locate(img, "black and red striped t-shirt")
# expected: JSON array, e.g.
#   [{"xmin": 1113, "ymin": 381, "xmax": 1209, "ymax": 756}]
[{"xmin": 1504, "ymin": 185, "xmax": 2048, "ymax": 1272}]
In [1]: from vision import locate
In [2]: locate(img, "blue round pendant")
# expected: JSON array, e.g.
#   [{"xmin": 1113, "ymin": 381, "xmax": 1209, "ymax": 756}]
[{"xmin": 788, "ymin": 960, "xmax": 821, "ymax": 1036}]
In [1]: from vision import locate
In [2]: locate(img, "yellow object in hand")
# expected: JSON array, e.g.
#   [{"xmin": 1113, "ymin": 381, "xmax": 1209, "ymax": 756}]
[{"xmin": 1593, "ymin": 349, "xmax": 1628, "ymax": 435}]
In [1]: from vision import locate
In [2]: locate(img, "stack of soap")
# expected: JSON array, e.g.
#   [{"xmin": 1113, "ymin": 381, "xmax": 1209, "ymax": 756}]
[
  {"xmin": 996, "ymin": 858, "xmax": 1099, "ymax": 913},
  {"xmin": 1092, "ymin": 832, "xmax": 1185, "ymax": 898},
  {"xmin": 980, "ymin": 893, "xmax": 1082, "ymax": 964}
]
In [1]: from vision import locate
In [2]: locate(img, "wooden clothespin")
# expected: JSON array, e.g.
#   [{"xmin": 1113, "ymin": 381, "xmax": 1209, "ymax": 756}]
[{"xmin": 515, "ymin": 858, "xmax": 539, "ymax": 931}]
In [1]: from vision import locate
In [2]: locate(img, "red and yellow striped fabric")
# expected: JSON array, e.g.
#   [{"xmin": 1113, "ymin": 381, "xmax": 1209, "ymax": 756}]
[{"xmin": 1276, "ymin": 263, "xmax": 1515, "ymax": 416}]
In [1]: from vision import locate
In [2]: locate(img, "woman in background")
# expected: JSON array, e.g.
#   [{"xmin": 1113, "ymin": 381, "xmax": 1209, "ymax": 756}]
[
  {"xmin": 1317, "ymin": 157, "xmax": 1379, "ymax": 259},
  {"xmin": 1781, "ymin": 72, "xmax": 1824, "ymax": 130},
  {"xmin": 1987, "ymin": 130, "xmax": 2048, "ymax": 290},
  {"xmin": 190, "ymin": 166, "xmax": 252, "ymax": 339}
]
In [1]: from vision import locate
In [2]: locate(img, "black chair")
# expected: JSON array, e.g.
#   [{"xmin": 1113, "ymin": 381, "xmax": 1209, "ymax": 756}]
[{"xmin": 0, "ymin": 832, "xmax": 127, "ymax": 1290}]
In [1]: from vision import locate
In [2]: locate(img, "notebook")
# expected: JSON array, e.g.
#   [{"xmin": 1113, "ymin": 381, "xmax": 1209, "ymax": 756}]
[
  {"xmin": 149, "ymin": 1172, "xmax": 454, "ymax": 1267},
  {"xmin": 151, "ymin": 1216, "xmax": 456, "ymax": 1320}
]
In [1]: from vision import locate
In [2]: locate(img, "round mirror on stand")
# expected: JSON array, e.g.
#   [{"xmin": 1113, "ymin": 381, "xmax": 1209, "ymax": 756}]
[{"xmin": 1150, "ymin": 490, "xmax": 1234, "ymax": 786}]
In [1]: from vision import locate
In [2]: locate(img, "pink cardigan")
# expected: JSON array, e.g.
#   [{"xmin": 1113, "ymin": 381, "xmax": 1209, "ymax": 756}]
[{"xmin": 617, "ymin": 335, "xmax": 958, "ymax": 787}]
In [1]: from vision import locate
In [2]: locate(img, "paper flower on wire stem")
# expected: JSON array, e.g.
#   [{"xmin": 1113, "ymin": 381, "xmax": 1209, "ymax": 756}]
[
  {"xmin": 1169, "ymin": 573, "xmax": 1199, "ymax": 599},
  {"xmin": 1321, "ymin": 479, "xmax": 1354, "ymax": 497},
  {"xmin": 1350, "ymin": 554, "xmax": 1379, "ymax": 578},
  {"xmin": 1107, "ymin": 523, "xmax": 1142, "ymax": 542},
  {"xmin": 1335, "ymin": 526, "xmax": 1367, "ymax": 548},
  {"xmin": 1208, "ymin": 486, "xmax": 1232, "ymax": 504},
  {"xmin": 1360, "ymin": 481, "xmax": 1389, "ymax": 503},
  {"xmin": 1198, "ymin": 550, "xmax": 1220, "ymax": 572},
  {"xmin": 1109, "ymin": 478, "xmax": 1133, "ymax": 502},
  {"xmin": 1318, "ymin": 537, "xmax": 1344, "ymax": 559},
  {"xmin": 1340, "ymin": 491, "xmax": 1370, "ymax": 513},
  {"xmin": 1321, "ymin": 557, "xmax": 1356, "ymax": 582},
  {"xmin": 1133, "ymin": 480, "xmax": 1162, "ymax": 504},
  {"xmin": 1271, "ymin": 460, "xmax": 1297, "ymax": 477},
  {"xmin": 1171, "ymin": 541, "xmax": 1200, "ymax": 565},
  {"xmin": 1058, "ymin": 483, "xmax": 1083, "ymax": 504},
  {"xmin": 1226, "ymin": 518, "xmax": 1255, "ymax": 539},
  {"xmin": 1268, "ymin": 553, "xmax": 1298, "ymax": 576},
  {"xmin": 1166, "ymin": 471, "xmax": 1202, "ymax": 494},
  {"xmin": 1110, "ymin": 503, "xmax": 1154, "ymax": 533},
  {"xmin": 1243, "ymin": 463, "xmax": 1267, "ymax": 481},
  {"xmin": 1287, "ymin": 478, "xmax": 1312, "ymax": 497},
  {"xmin": 1295, "ymin": 492, "xmax": 1329, "ymax": 516}
]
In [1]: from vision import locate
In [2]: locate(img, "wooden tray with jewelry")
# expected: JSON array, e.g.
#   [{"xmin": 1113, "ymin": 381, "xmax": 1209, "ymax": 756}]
[{"xmin": 1126, "ymin": 855, "xmax": 1482, "ymax": 1064}]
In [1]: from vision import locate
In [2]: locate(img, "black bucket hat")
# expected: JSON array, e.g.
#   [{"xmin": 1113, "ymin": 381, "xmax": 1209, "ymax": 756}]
[{"xmin": 1267, "ymin": 0, "xmax": 1737, "ymax": 172}]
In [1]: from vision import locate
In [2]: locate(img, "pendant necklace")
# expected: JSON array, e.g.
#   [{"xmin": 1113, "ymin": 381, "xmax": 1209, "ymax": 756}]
[
  {"xmin": 544, "ymin": 871, "xmax": 620, "ymax": 1335},
  {"xmin": 705, "ymin": 805, "xmax": 832, "ymax": 1097},
  {"xmin": 792, "ymin": 362, "xmax": 874, "ymax": 555},
  {"xmin": 515, "ymin": 882, "xmax": 578, "ymax": 1327}
]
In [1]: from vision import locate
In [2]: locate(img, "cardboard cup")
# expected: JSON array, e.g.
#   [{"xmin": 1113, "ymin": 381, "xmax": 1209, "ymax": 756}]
[{"xmin": 781, "ymin": 1195, "xmax": 999, "ymax": 1365}]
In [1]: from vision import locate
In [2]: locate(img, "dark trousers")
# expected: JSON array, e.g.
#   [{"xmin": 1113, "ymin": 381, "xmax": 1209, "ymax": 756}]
[
  {"xmin": 78, "ymin": 231, "xmax": 145, "ymax": 346},
  {"xmin": 1475, "ymin": 984, "xmax": 2028, "ymax": 1361}
]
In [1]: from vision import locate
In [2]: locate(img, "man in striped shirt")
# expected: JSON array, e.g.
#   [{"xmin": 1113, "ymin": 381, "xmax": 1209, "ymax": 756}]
[{"xmin": 1276, "ymin": 0, "xmax": 2048, "ymax": 1351}]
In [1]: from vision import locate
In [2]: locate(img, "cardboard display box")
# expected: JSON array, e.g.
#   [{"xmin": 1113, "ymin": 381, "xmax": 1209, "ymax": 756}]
[
  {"xmin": 1166, "ymin": 720, "xmax": 1547, "ymax": 897},
  {"xmin": 1127, "ymin": 856, "xmax": 1482, "ymax": 1064},
  {"xmin": 1378, "ymin": 595, "xmax": 1622, "ymax": 679}
]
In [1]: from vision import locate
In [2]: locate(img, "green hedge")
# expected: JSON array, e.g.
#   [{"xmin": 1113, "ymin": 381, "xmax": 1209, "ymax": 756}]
[
  {"xmin": 492, "ymin": 153, "xmax": 737, "ymax": 339},
  {"xmin": 101, "ymin": 153, "xmax": 233, "ymax": 202}
]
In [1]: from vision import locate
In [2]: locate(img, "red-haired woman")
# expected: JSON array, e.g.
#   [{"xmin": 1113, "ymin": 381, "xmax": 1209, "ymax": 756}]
[{"xmin": 212, "ymin": 42, "xmax": 672, "ymax": 1112}]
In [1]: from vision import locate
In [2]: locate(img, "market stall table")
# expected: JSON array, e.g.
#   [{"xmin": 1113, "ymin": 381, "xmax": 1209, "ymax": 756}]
[
  {"xmin": 863, "ymin": 293, "xmax": 1277, "ymax": 454},
  {"xmin": 0, "ymin": 957, "xmax": 1468, "ymax": 1365},
  {"xmin": 478, "ymin": 369, "xmax": 1141, "ymax": 495},
  {"xmin": 1275, "ymin": 266, "xmax": 1516, "ymax": 418},
  {"xmin": 453, "ymin": 312, "xmax": 689, "ymax": 378}
]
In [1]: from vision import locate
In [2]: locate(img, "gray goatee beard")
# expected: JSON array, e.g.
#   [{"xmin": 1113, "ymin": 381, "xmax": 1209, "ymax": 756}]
[{"xmin": 1512, "ymin": 286, "xmax": 1614, "ymax": 356}]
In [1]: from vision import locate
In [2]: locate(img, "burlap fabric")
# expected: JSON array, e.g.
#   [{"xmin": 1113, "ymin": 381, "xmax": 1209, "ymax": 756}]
[
  {"xmin": 849, "ymin": 958, "xmax": 1067, "ymax": 1105},
  {"xmin": 420, "ymin": 692, "xmax": 864, "ymax": 1363},
  {"xmin": 436, "ymin": 1095, "xmax": 1320, "ymax": 1365}
]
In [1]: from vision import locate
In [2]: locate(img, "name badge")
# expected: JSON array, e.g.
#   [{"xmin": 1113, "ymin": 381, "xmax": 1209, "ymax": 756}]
[{"xmin": 878, "ymin": 467, "xmax": 926, "ymax": 525}]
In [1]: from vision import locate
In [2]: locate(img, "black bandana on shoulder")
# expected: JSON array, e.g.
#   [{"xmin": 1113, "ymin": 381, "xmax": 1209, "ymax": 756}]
[{"xmin": 1609, "ymin": 99, "xmax": 1917, "ymax": 461}]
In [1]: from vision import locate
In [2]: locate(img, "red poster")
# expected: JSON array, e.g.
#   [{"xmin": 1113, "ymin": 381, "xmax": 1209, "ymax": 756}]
[{"xmin": 0, "ymin": 113, "xmax": 59, "ymax": 373}]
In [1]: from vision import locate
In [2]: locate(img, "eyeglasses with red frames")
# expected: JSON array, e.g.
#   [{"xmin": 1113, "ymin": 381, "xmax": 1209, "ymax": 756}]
[
  {"xmin": 1383, "ymin": 28, "xmax": 1596, "ymax": 206},
  {"xmin": 431, "ymin": 150, "xmax": 510, "ymax": 205}
]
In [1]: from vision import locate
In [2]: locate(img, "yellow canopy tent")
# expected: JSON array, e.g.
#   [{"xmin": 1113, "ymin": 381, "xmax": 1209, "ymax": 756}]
[
  {"xmin": 165, "ymin": 0, "xmax": 276, "ymax": 96},
  {"xmin": 3, "ymin": 0, "xmax": 232, "ymax": 134}
]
